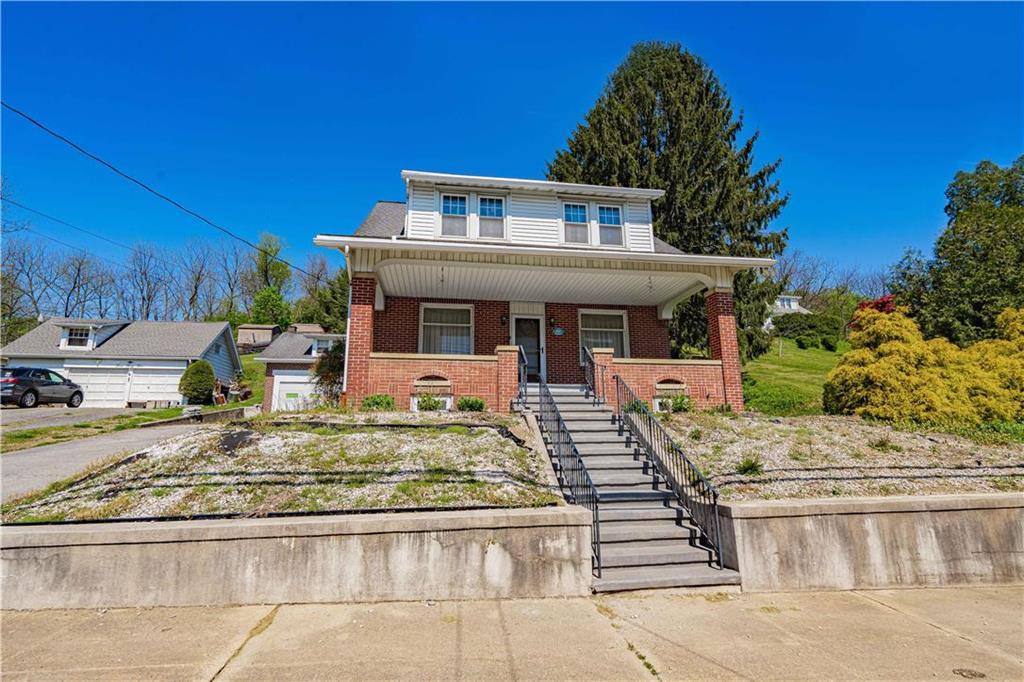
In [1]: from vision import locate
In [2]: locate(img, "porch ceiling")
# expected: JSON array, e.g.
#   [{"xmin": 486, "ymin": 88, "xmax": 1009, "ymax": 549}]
[{"xmin": 375, "ymin": 259, "xmax": 710, "ymax": 310}]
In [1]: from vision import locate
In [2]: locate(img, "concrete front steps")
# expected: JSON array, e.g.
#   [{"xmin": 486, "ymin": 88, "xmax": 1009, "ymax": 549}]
[{"xmin": 525, "ymin": 384, "xmax": 741, "ymax": 593}]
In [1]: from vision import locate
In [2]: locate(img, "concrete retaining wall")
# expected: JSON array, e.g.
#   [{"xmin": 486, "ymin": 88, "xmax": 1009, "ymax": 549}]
[
  {"xmin": 1, "ymin": 507, "xmax": 592, "ymax": 609},
  {"xmin": 719, "ymin": 493, "xmax": 1024, "ymax": 591}
]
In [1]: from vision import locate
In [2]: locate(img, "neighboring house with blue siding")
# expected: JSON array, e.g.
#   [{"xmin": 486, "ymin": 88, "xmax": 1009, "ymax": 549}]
[{"xmin": 0, "ymin": 318, "xmax": 242, "ymax": 407}]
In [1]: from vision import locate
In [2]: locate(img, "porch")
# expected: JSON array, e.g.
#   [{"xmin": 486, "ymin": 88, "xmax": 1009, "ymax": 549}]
[{"xmin": 340, "ymin": 252, "xmax": 750, "ymax": 412}]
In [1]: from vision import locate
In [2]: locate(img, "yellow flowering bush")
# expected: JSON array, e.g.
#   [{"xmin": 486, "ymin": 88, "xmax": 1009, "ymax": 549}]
[{"xmin": 823, "ymin": 308, "xmax": 1024, "ymax": 425}]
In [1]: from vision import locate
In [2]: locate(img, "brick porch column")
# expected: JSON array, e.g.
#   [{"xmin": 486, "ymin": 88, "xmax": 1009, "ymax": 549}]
[
  {"xmin": 495, "ymin": 345, "xmax": 520, "ymax": 413},
  {"xmin": 705, "ymin": 289, "xmax": 744, "ymax": 411},
  {"xmin": 346, "ymin": 275, "xmax": 376, "ymax": 407},
  {"xmin": 590, "ymin": 347, "xmax": 615, "ymax": 405}
]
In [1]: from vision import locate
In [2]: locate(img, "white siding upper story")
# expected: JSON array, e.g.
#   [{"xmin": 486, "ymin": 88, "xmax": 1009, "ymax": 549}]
[{"xmin": 402, "ymin": 173, "xmax": 660, "ymax": 254}]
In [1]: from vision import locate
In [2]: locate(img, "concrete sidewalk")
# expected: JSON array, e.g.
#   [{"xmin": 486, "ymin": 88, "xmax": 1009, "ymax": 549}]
[
  {"xmin": 1, "ymin": 425, "xmax": 195, "ymax": 501},
  {"xmin": 2, "ymin": 586, "xmax": 1021, "ymax": 680}
]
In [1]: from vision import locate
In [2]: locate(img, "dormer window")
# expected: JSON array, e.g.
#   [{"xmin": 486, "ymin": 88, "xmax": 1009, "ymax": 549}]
[
  {"xmin": 478, "ymin": 196, "xmax": 505, "ymax": 239},
  {"xmin": 598, "ymin": 206, "xmax": 623, "ymax": 246},
  {"xmin": 441, "ymin": 194, "xmax": 468, "ymax": 237},
  {"xmin": 563, "ymin": 203, "xmax": 589, "ymax": 243},
  {"xmin": 66, "ymin": 327, "xmax": 90, "ymax": 348}
]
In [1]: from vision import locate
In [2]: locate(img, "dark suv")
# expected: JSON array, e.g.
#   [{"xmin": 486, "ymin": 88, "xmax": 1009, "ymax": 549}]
[{"xmin": 1, "ymin": 367, "xmax": 84, "ymax": 408}]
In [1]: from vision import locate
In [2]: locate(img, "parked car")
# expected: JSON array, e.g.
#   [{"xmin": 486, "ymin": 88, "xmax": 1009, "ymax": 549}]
[{"xmin": 0, "ymin": 367, "xmax": 84, "ymax": 408}]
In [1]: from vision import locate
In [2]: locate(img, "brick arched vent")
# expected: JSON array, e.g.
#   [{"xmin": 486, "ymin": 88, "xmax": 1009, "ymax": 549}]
[{"xmin": 412, "ymin": 375, "xmax": 452, "ymax": 395}]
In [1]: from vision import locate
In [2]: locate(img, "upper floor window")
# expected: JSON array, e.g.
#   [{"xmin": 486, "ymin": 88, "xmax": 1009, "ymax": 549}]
[
  {"xmin": 66, "ymin": 327, "xmax": 90, "ymax": 348},
  {"xmin": 441, "ymin": 194, "xmax": 468, "ymax": 237},
  {"xmin": 598, "ymin": 206, "xmax": 623, "ymax": 246},
  {"xmin": 563, "ymin": 203, "xmax": 589, "ymax": 243},
  {"xmin": 478, "ymin": 196, "xmax": 505, "ymax": 239}
]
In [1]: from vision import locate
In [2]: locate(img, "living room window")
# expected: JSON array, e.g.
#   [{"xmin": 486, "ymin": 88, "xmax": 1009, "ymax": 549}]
[
  {"xmin": 478, "ymin": 196, "xmax": 505, "ymax": 239},
  {"xmin": 441, "ymin": 194, "xmax": 468, "ymax": 237},
  {"xmin": 66, "ymin": 327, "xmax": 91, "ymax": 348},
  {"xmin": 578, "ymin": 310, "xmax": 628, "ymax": 363},
  {"xmin": 563, "ymin": 203, "xmax": 589, "ymax": 243},
  {"xmin": 597, "ymin": 205, "xmax": 623, "ymax": 246},
  {"xmin": 419, "ymin": 304, "xmax": 473, "ymax": 355}
]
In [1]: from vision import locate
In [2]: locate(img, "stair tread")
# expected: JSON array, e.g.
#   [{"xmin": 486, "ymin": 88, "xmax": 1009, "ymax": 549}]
[{"xmin": 592, "ymin": 564, "xmax": 741, "ymax": 593}]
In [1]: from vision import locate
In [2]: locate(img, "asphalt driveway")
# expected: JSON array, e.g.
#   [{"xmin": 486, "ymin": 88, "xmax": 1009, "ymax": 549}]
[
  {"xmin": 1, "ymin": 425, "xmax": 195, "ymax": 502},
  {"xmin": 0, "ymin": 406, "xmax": 143, "ymax": 432}
]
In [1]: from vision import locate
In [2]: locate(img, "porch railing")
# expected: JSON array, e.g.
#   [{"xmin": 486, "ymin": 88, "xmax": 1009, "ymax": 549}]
[
  {"xmin": 536, "ymin": 379, "xmax": 602, "ymax": 576},
  {"xmin": 516, "ymin": 345, "xmax": 528, "ymax": 408},
  {"xmin": 613, "ymin": 375, "xmax": 723, "ymax": 568},
  {"xmin": 582, "ymin": 347, "xmax": 606, "ymax": 404}
]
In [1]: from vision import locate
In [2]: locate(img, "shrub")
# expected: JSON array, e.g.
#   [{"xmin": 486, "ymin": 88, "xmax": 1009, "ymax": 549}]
[
  {"xmin": 736, "ymin": 455, "xmax": 764, "ymax": 476},
  {"xmin": 821, "ymin": 336, "xmax": 839, "ymax": 352},
  {"xmin": 361, "ymin": 394, "xmax": 395, "ymax": 411},
  {"xmin": 313, "ymin": 342, "xmax": 346, "ymax": 405},
  {"xmin": 773, "ymin": 313, "xmax": 835, "ymax": 339},
  {"xmin": 670, "ymin": 394, "xmax": 693, "ymax": 413},
  {"xmin": 456, "ymin": 396, "xmax": 486, "ymax": 412},
  {"xmin": 415, "ymin": 393, "xmax": 445, "ymax": 411},
  {"xmin": 795, "ymin": 335, "xmax": 820, "ymax": 350},
  {"xmin": 178, "ymin": 360, "xmax": 216, "ymax": 405},
  {"xmin": 823, "ymin": 307, "xmax": 1024, "ymax": 426}
]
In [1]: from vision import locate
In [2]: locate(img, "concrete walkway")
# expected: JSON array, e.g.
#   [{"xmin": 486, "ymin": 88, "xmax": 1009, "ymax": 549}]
[
  {"xmin": 1, "ymin": 425, "xmax": 195, "ymax": 501},
  {"xmin": 2, "ymin": 587, "xmax": 1020, "ymax": 680}
]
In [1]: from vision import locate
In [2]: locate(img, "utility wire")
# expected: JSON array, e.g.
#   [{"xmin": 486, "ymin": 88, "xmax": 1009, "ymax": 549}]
[
  {"xmin": 1, "ymin": 100, "xmax": 319, "ymax": 282},
  {"xmin": 3, "ymin": 197, "xmax": 137, "ymax": 253},
  {"xmin": 18, "ymin": 225, "xmax": 129, "ymax": 269}
]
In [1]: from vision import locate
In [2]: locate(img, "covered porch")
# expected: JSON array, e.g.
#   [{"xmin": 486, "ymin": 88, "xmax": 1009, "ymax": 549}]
[{"xmin": 319, "ymin": 237, "xmax": 768, "ymax": 412}]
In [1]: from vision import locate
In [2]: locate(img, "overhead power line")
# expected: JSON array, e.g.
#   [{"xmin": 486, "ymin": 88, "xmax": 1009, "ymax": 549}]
[
  {"xmin": 17, "ymin": 225, "xmax": 128, "ymax": 269},
  {"xmin": 1, "ymin": 100, "xmax": 318, "ymax": 282},
  {"xmin": 3, "ymin": 197, "xmax": 137, "ymax": 253}
]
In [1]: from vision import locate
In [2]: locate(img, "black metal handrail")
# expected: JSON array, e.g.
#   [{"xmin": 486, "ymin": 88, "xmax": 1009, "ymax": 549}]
[
  {"xmin": 582, "ymin": 347, "xmax": 606, "ymax": 404},
  {"xmin": 516, "ymin": 345, "xmax": 528, "ymax": 408},
  {"xmin": 536, "ymin": 380, "xmax": 602, "ymax": 576},
  {"xmin": 613, "ymin": 376, "xmax": 724, "ymax": 568}
]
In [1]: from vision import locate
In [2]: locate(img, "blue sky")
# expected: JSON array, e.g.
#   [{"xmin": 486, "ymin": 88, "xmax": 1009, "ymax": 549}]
[{"xmin": 2, "ymin": 2, "xmax": 1021, "ymax": 275}]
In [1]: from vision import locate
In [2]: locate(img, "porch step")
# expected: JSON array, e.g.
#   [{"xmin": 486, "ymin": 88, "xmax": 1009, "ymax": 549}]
[
  {"xmin": 599, "ymin": 521, "xmax": 699, "ymax": 544},
  {"xmin": 561, "ymin": 421, "xmax": 622, "ymax": 433},
  {"xmin": 592, "ymin": 564, "xmax": 741, "ymax": 593},
  {"xmin": 597, "ymin": 506, "xmax": 689, "ymax": 522},
  {"xmin": 600, "ymin": 542, "xmax": 712, "ymax": 568},
  {"xmin": 575, "ymin": 443, "xmax": 637, "ymax": 456},
  {"xmin": 589, "ymin": 471, "xmax": 666, "ymax": 487}
]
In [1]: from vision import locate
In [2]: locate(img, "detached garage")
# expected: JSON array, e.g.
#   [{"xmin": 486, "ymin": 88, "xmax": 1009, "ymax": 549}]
[
  {"xmin": 256, "ymin": 331, "xmax": 345, "ymax": 412},
  {"xmin": 0, "ymin": 318, "xmax": 243, "ymax": 408}
]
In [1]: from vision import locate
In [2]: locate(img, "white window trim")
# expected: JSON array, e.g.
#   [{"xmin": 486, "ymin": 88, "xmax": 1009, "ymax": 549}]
[
  {"xmin": 559, "ymin": 199, "xmax": 629, "ymax": 250},
  {"xmin": 437, "ymin": 192, "xmax": 470, "ymax": 239},
  {"xmin": 476, "ymin": 194, "xmax": 508, "ymax": 242},
  {"xmin": 577, "ymin": 308, "xmax": 630, "ymax": 366},
  {"xmin": 61, "ymin": 327, "xmax": 94, "ymax": 350},
  {"xmin": 418, "ymin": 303, "xmax": 475, "ymax": 355},
  {"xmin": 560, "ymin": 200, "xmax": 590, "ymax": 245},
  {"xmin": 597, "ymin": 204, "xmax": 625, "ymax": 247}
]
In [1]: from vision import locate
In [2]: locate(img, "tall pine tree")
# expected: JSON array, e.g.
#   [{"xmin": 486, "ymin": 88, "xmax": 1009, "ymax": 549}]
[{"xmin": 547, "ymin": 42, "xmax": 788, "ymax": 360}]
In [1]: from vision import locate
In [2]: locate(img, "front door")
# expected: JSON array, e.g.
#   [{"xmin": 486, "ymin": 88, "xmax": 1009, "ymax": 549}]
[{"xmin": 513, "ymin": 317, "xmax": 544, "ymax": 382}]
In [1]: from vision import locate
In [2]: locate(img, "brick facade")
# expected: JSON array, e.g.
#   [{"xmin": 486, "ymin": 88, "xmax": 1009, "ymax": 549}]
[
  {"xmin": 343, "ymin": 280, "xmax": 743, "ymax": 414},
  {"xmin": 705, "ymin": 290, "xmax": 744, "ymax": 411}
]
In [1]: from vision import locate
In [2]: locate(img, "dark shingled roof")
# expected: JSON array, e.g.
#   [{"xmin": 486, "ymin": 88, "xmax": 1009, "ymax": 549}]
[
  {"xmin": 1, "ymin": 318, "xmax": 234, "ymax": 360},
  {"xmin": 257, "ymin": 332, "xmax": 346, "ymax": 362},
  {"xmin": 351, "ymin": 200, "xmax": 683, "ymax": 254}
]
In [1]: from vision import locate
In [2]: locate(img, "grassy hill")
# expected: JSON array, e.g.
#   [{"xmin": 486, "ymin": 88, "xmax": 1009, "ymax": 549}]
[{"xmin": 742, "ymin": 338, "xmax": 849, "ymax": 416}]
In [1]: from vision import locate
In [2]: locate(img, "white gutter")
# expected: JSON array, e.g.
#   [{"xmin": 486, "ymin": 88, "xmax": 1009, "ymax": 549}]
[
  {"xmin": 313, "ymin": 234, "xmax": 775, "ymax": 269},
  {"xmin": 400, "ymin": 170, "xmax": 666, "ymax": 200}
]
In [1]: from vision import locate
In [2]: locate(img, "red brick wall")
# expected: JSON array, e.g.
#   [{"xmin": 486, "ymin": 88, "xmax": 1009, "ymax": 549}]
[
  {"xmin": 544, "ymin": 303, "xmax": 671, "ymax": 384},
  {"xmin": 706, "ymin": 290, "xmax": 744, "ymax": 411},
  {"xmin": 345, "ymin": 276, "xmax": 377, "ymax": 404},
  {"xmin": 373, "ymin": 297, "xmax": 510, "ymax": 355}
]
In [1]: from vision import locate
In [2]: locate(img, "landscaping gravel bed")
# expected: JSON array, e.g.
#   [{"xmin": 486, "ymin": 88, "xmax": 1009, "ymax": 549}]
[
  {"xmin": 1, "ymin": 420, "xmax": 560, "ymax": 523},
  {"xmin": 662, "ymin": 412, "xmax": 1024, "ymax": 501}
]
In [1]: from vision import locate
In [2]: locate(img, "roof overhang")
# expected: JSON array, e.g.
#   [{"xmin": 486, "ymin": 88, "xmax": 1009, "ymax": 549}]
[
  {"xmin": 313, "ymin": 234, "xmax": 774, "ymax": 270},
  {"xmin": 400, "ymin": 170, "xmax": 666, "ymax": 200},
  {"xmin": 254, "ymin": 357, "xmax": 316, "ymax": 365}
]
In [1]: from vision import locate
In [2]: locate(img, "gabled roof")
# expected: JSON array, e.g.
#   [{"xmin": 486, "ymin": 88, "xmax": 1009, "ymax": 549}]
[
  {"xmin": 352, "ymin": 200, "xmax": 686, "ymax": 255},
  {"xmin": 401, "ymin": 170, "xmax": 666, "ymax": 200},
  {"xmin": 238, "ymin": 324, "xmax": 280, "ymax": 330},
  {"xmin": 1, "ymin": 318, "xmax": 238, "ymax": 362},
  {"xmin": 256, "ymin": 332, "xmax": 346, "ymax": 363}
]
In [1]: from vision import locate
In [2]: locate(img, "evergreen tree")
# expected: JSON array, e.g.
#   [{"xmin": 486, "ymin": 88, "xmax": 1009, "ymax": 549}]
[
  {"xmin": 293, "ymin": 268, "xmax": 349, "ymax": 332},
  {"xmin": 547, "ymin": 42, "xmax": 788, "ymax": 360},
  {"xmin": 241, "ymin": 233, "xmax": 291, "ymax": 305}
]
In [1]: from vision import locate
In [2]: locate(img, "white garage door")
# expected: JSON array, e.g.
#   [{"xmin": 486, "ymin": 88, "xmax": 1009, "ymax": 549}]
[
  {"xmin": 128, "ymin": 367, "xmax": 184, "ymax": 405},
  {"xmin": 66, "ymin": 367, "xmax": 129, "ymax": 408},
  {"xmin": 273, "ymin": 371, "xmax": 316, "ymax": 412}
]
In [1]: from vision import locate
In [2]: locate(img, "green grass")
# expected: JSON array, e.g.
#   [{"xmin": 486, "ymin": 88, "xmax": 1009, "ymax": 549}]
[{"xmin": 742, "ymin": 338, "xmax": 849, "ymax": 416}]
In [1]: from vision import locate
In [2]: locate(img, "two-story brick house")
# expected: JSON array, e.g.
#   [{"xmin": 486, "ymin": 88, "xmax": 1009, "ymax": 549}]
[{"xmin": 315, "ymin": 171, "xmax": 772, "ymax": 412}]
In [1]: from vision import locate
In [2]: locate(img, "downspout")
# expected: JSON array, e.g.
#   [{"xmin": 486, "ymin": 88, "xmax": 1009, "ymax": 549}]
[{"xmin": 341, "ymin": 243, "xmax": 352, "ymax": 394}]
